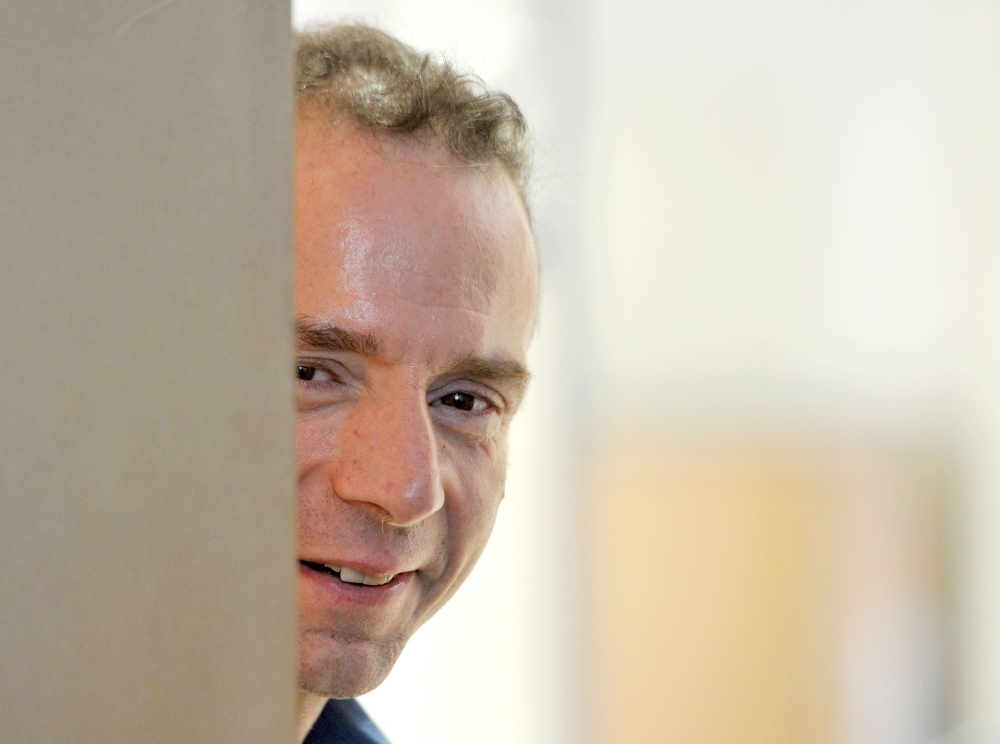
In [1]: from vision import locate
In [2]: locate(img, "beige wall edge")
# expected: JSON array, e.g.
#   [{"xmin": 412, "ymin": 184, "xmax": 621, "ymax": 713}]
[{"xmin": 0, "ymin": 3, "xmax": 297, "ymax": 741}]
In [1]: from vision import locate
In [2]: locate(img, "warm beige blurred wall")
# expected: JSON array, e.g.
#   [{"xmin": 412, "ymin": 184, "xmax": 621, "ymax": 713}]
[
  {"xmin": 587, "ymin": 429, "xmax": 947, "ymax": 744},
  {"xmin": 0, "ymin": 3, "xmax": 296, "ymax": 741}
]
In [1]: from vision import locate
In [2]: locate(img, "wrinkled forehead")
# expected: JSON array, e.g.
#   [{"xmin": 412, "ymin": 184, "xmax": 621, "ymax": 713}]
[{"xmin": 295, "ymin": 120, "xmax": 538, "ymax": 356}]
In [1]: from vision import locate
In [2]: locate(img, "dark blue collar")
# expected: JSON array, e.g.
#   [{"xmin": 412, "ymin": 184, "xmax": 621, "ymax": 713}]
[{"xmin": 303, "ymin": 699, "xmax": 391, "ymax": 744}]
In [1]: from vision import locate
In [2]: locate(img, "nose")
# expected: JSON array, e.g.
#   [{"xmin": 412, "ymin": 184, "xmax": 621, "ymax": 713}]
[{"xmin": 329, "ymin": 388, "xmax": 445, "ymax": 527}]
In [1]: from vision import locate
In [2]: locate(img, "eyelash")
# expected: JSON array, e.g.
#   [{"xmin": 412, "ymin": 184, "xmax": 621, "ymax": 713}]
[
  {"xmin": 431, "ymin": 390, "xmax": 493, "ymax": 414},
  {"xmin": 296, "ymin": 362, "xmax": 340, "ymax": 384},
  {"xmin": 296, "ymin": 361, "xmax": 500, "ymax": 415}
]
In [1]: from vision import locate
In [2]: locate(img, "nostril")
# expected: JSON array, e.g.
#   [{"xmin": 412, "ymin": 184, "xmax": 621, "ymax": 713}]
[{"xmin": 354, "ymin": 501, "xmax": 395, "ymax": 525}]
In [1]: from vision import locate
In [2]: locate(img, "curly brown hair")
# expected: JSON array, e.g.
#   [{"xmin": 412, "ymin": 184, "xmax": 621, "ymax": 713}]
[{"xmin": 295, "ymin": 24, "xmax": 532, "ymax": 204}]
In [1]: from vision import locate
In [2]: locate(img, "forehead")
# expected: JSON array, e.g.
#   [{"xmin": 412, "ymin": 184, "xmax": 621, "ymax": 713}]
[{"xmin": 295, "ymin": 119, "xmax": 537, "ymax": 361}]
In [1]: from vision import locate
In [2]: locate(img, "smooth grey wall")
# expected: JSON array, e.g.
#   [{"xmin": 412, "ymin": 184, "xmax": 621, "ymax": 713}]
[{"xmin": 0, "ymin": 3, "xmax": 296, "ymax": 741}]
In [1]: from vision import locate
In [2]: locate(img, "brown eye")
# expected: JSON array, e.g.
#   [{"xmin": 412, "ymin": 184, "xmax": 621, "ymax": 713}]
[
  {"xmin": 445, "ymin": 392, "xmax": 475, "ymax": 410},
  {"xmin": 297, "ymin": 365, "xmax": 335, "ymax": 382},
  {"xmin": 438, "ymin": 392, "xmax": 490, "ymax": 412}
]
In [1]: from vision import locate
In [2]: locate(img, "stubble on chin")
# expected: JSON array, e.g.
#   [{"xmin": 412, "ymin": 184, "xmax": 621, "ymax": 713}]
[{"xmin": 298, "ymin": 630, "xmax": 408, "ymax": 699}]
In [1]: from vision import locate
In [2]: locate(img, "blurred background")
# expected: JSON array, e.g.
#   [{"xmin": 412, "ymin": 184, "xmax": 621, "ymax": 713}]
[{"xmin": 294, "ymin": 2, "xmax": 1000, "ymax": 743}]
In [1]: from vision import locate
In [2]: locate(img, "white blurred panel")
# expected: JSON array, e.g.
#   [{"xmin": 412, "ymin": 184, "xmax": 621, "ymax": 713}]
[{"xmin": 587, "ymin": 1, "xmax": 954, "ymax": 423}]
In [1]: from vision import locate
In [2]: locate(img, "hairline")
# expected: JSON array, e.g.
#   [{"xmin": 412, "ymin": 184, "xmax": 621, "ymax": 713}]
[{"xmin": 295, "ymin": 100, "xmax": 531, "ymax": 219}]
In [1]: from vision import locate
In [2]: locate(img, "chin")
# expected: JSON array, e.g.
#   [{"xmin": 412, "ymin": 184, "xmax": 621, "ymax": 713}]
[{"xmin": 299, "ymin": 630, "xmax": 407, "ymax": 699}]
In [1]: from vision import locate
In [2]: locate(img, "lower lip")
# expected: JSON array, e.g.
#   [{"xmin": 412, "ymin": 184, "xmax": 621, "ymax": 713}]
[{"xmin": 298, "ymin": 561, "xmax": 413, "ymax": 606}]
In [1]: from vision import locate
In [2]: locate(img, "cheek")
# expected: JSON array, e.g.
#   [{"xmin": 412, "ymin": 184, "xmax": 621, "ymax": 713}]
[
  {"xmin": 296, "ymin": 411, "xmax": 346, "ymax": 478},
  {"xmin": 441, "ymin": 440, "xmax": 508, "ymax": 564},
  {"xmin": 295, "ymin": 414, "xmax": 347, "ymax": 544}
]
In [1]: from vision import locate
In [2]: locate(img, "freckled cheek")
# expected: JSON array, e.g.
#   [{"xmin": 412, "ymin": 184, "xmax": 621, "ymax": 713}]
[{"xmin": 295, "ymin": 412, "xmax": 347, "ymax": 480}]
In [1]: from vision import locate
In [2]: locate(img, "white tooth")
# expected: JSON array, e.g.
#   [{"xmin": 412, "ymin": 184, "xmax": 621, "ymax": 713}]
[
  {"xmin": 362, "ymin": 574, "xmax": 392, "ymax": 586},
  {"xmin": 324, "ymin": 564, "xmax": 342, "ymax": 573},
  {"xmin": 339, "ymin": 567, "xmax": 365, "ymax": 584}
]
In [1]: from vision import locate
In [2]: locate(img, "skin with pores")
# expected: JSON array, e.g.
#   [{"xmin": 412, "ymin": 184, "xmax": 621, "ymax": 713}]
[{"xmin": 294, "ymin": 118, "xmax": 538, "ymax": 739}]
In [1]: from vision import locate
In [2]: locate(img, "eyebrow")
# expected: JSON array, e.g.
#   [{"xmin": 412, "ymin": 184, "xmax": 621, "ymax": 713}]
[
  {"xmin": 296, "ymin": 318, "xmax": 532, "ymax": 395},
  {"xmin": 297, "ymin": 318, "xmax": 380, "ymax": 357},
  {"xmin": 447, "ymin": 357, "xmax": 532, "ymax": 408},
  {"xmin": 443, "ymin": 357, "xmax": 532, "ymax": 390}
]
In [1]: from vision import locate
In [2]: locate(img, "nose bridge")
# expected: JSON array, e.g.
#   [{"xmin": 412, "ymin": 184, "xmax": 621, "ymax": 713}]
[{"xmin": 333, "ymin": 381, "xmax": 444, "ymax": 527}]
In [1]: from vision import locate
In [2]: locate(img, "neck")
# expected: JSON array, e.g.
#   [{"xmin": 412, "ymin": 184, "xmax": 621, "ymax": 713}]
[{"xmin": 297, "ymin": 690, "xmax": 328, "ymax": 744}]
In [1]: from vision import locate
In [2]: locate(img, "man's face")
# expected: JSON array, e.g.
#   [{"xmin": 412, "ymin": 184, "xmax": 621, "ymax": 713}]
[{"xmin": 294, "ymin": 118, "xmax": 537, "ymax": 698}]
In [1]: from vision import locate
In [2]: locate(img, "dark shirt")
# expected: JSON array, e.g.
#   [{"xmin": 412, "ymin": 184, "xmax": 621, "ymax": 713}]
[{"xmin": 303, "ymin": 699, "xmax": 391, "ymax": 744}]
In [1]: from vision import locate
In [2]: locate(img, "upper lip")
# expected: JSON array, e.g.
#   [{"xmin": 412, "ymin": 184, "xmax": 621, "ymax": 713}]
[{"xmin": 299, "ymin": 556, "xmax": 413, "ymax": 579}]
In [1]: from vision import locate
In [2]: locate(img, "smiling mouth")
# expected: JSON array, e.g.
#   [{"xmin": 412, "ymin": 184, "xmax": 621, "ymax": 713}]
[{"xmin": 300, "ymin": 560, "xmax": 396, "ymax": 586}]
